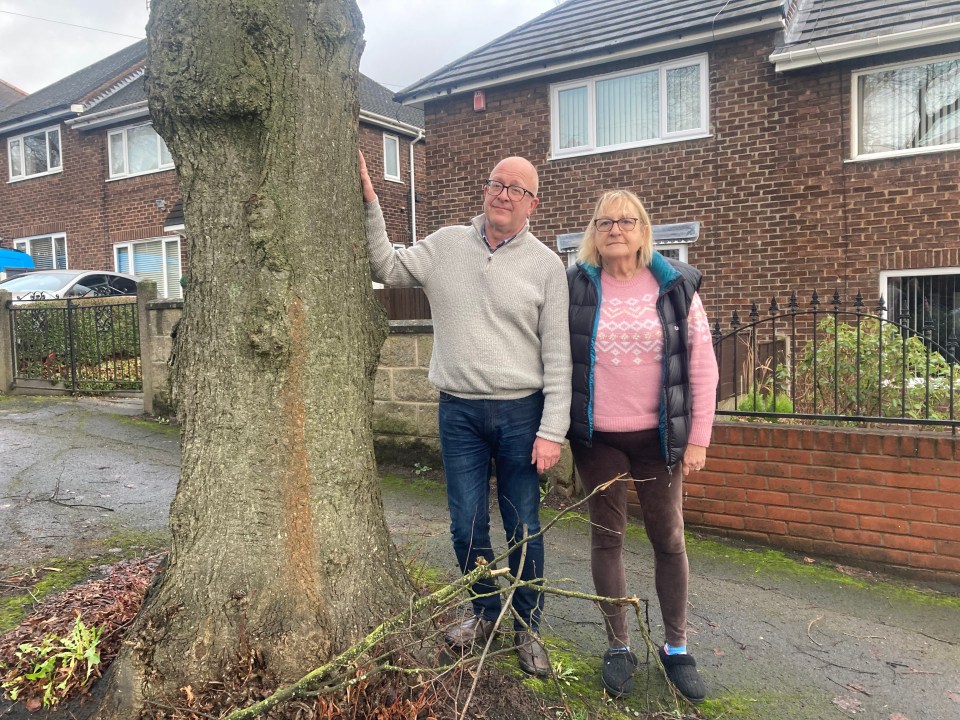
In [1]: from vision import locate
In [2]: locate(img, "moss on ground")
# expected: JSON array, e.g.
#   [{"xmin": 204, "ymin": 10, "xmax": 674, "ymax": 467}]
[{"xmin": 116, "ymin": 414, "xmax": 180, "ymax": 437}]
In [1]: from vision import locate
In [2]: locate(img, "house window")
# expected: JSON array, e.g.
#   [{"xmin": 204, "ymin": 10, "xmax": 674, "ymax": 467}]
[
  {"xmin": 853, "ymin": 55, "xmax": 960, "ymax": 159},
  {"xmin": 383, "ymin": 134, "xmax": 401, "ymax": 181},
  {"xmin": 551, "ymin": 55, "xmax": 709, "ymax": 158},
  {"xmin": 114, "ymin": 237, "xmax": 182, "ymax": 299},
  {"xmin": 8, "ymin": 126, "xmax": 61, "ymax": 181},
  {"xmin": 881, "ymin": 268, "xmax": 960, "ymax": 352},
  {"xmin": 108, "ymin": 123, "xmax": 174, "ymax": 179},
  {"xmin": 14, "ymin": 234, "xmax": 67, "ymax": 269},
  {"xmin": 657, "ymin": 244, "xmax": 688, "ymax": 263}
]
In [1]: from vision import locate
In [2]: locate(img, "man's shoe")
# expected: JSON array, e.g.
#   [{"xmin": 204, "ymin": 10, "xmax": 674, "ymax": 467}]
[
  {"xmin": 514, "ymin": 631, "xmax": 550, "ymax": 676},
  {"xmin": 444, "ymin": 615, "xmax": 496, "ymax": 648},
  {"xmin": 601, "ymin": 648, "xmax": 638, "ymax": 697},
  {"xmin": 658, "ymin": 646, "xmax": 706, "ymax": 703}
]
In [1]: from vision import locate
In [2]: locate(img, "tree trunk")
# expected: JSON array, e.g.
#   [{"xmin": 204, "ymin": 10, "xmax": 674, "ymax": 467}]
[{"xmin": 96, "ymin": 1, "xmax": 413, "ymax": 716}]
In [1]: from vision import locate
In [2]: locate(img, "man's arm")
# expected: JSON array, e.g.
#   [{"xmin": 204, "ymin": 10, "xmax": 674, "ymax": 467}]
[
  {"xmin": 531, "ymin": 257, "xmax": 573, "ymax": 473},
  {"xmin": 359, "ymin": 151, "xmax": 434, "ymax": 288}
]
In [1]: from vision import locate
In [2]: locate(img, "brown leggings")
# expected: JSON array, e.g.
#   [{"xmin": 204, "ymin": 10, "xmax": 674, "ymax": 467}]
[{"xmin": 571, "ymin": 429, "xmax": 688, "ymax": 648}]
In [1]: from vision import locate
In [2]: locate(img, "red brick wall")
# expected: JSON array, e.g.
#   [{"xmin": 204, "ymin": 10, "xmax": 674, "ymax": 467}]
[
  {"xmin": 358, "ymin": 123, "xmax": 426, "ymax": 245},
  {"xmin": 0, "ymin": 122, "xmax": 181, "ymax": 273},
  {"xmin": 420, "ymin": 33, "xmax": 960, "ymax": 327},
  {"xmin": 673, "ymin": 424, "xmax": 960, "ymax": 584}
]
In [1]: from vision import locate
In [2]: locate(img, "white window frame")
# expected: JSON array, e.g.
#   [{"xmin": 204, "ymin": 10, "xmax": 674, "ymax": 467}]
[
  {"xmin": 656, "ymin": 243, "xmax": 689, "ymax": 263},
  {"xmin": 851, "ymin": 53, "xmax": 960, "ymax": 162},
  {"xmin": 550, "ymin": 54, "xmax": 710, "ymax": 159},
  {"xmin": 7, "ymin": 125, "xmax": 62, "ymax": 182},
  {"xmin": 14, "ymin": 232, "xmax": 68, "ymax": 269},
  {"xmin": 382, "ymin": 133, "xmax": 401, "ymax": 182},
  {"xmin": 107, "ymin": 122, "xmax": 174, "ymax": 180},
  {"xmin": 113, "ymin": 236, "xmax": 183, "ymax": 299}
]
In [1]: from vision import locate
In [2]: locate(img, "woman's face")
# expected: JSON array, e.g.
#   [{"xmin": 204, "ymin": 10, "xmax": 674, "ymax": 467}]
[{"xmin": 594, "ymin": 201, "xmax": 644, "ymax": 264}]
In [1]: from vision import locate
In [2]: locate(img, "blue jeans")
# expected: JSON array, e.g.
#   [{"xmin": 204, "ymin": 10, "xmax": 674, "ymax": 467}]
[{"xmin": 438, "ymin": 391, "xmax": 545, "ymax": 631}]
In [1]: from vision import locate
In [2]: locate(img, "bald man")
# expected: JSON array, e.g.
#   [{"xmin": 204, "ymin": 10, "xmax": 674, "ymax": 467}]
[{"xmin": 360, "ymin": 153, "xmax": 570, "ymax": 676}]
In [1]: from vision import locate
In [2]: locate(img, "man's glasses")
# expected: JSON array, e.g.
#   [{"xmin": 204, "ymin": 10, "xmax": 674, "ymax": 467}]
[
  {"xmin": 594, "ymin": 217, "xmax": 640, "ymax": 233},
  {"xmin": 484, "ymin": 179, "xmax": 534, "ymax": 202}
]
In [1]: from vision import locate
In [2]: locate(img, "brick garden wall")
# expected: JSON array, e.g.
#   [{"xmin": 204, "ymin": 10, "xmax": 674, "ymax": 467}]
[
  {"xmin": 419, "ymin": 32, "xmax": 960, "ymax": 329},
  {"xmin": 678, "ymin": 424, "xmax": 960, "ymax": 584}
]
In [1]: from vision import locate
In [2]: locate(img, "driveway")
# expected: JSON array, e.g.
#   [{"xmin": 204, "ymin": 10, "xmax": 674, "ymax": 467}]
[{"xmin": 1, "ymin": 396, "xmax": 958, "ymax": 720}]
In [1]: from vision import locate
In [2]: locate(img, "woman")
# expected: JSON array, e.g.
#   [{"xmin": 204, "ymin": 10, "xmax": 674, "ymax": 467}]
[{"xmin": 567, "ymin": 190, "xmax": 719, "ymax": 702}]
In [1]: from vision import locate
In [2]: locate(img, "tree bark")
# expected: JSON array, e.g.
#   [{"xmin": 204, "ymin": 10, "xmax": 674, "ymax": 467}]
[{"xmin": 96, "ymin": 1, "xmax": 413, "ymax": 716}]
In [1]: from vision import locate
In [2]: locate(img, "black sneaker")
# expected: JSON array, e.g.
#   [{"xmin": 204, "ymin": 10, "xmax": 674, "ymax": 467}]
[
  {"xmin": 601, "ymin": 648, "xmax": 638, "ymax": 697},
  {"xmin": 658, "ymin": 646, "xmax": 706, "ymax": 703}
]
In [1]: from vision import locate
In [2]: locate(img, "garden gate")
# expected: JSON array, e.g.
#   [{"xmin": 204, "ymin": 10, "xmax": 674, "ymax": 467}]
[{"xmin": 7, "ymin": 296, "xmax": 142, "ymax": 393}]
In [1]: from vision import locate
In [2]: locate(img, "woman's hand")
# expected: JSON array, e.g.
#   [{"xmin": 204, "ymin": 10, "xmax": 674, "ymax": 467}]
[{"xmin": 681, "ymin": 443, "xmax": 707, "ymax": 476}]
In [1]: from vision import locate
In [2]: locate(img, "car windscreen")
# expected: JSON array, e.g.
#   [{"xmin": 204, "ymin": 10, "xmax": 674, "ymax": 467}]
[{"xmin": 0, "ymin": 274, "xmax": 72, "ymax": 293}]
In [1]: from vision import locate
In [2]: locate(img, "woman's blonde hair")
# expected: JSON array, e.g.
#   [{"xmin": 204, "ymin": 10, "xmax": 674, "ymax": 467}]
[{"xmin": 577, "ymin": 189, "xmax": 654, "ymax": 269}]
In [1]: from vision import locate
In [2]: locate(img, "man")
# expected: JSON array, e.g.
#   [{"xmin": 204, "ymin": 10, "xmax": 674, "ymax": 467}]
[{"xmin": 359, "ymin": 152, "xmax": 571, "ymax": 676}]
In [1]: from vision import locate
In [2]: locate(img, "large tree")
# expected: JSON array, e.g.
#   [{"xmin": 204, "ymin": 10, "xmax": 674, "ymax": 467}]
[{"xmin": 96, "ymin": 1, "xmax": 413, "ymax": 716}]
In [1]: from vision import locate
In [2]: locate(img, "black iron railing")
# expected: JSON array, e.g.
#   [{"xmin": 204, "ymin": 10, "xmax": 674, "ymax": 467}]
[
  {"xmin": 8, "ymin": 296, "xmax": 142, "ymax": 393},
  {"xmin": 712, "ymin": 290, "xmax": 958, "ymax": 431}
]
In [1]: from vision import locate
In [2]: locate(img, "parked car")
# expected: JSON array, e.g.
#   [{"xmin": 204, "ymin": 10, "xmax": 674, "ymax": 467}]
[{"xmin": 0, "ymin": 270, "xmax": 139, "ymax": 301}]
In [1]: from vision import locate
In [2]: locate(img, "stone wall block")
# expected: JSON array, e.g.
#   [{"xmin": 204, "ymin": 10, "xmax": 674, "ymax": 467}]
[
  {"xmin": 393, "ymin": 368, "xmax": 437, "ymax": 402},
  {"xmin": 380, "ymin": 335, "xmax": 417, "ymax": 367}
]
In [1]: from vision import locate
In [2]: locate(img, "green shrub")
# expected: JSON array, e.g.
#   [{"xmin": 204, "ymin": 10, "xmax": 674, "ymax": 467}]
[{"xmin": 795, "ymin": 317, "xmax": 955, "ymax": 420}]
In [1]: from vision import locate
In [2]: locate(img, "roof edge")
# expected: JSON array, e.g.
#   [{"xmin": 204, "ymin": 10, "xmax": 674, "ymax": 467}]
[
  {"xmin": 359, "ymin": 109, "xmax": 424, "ymax": 136},
  {"xmin": 0, "ymin": 107, "xmax": 73, "ymax": 136},
  {"xmin": 771, "ymin": 22, "xmax": 960, "ymax": 72},
  {"xmin": 398, "ymin": 16, "xmax": 784, "ymax": 106},
  {"xmin": 66, "ymin": 101, "xmax": 150, "ymax": 130}
]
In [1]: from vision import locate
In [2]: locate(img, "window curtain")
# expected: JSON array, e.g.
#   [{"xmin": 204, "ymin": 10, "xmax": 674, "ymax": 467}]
[
  {"xmin": 667, "ymin": 65, "xmax": 701, "ymax": 133},
  {"xmin": 596, "ymin": 70, "xmax": 658, "ymax": 147},
  {"xmin": 860, "ymin": 59, "xmax": 960, "ymax": 154},
  {"xmin": 558, "ymin": 86, "xmax": 588, "ymax": 149}
]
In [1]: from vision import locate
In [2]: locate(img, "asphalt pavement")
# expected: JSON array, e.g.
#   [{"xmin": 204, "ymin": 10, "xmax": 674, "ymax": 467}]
[{"xmin": 1, "ymin": 396, "xmax": 958, "ymax": 720}]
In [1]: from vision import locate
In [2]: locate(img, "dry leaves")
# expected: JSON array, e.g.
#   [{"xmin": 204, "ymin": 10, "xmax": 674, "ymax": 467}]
[{"xmin": 0, "ymin": 555, "xmax": 162, "ymax": 707}]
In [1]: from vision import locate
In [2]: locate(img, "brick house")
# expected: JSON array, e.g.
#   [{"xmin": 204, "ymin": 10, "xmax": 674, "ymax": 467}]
[
  {"xmin": 397, "ymin": 0, "xmax": 960, "ymax": 349},
  {"xmin": 0, "ymin": 40, "xmax": 425, "ymax": 298}
]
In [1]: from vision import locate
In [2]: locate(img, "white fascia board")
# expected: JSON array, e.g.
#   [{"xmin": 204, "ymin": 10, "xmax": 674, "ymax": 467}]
[
  {"xmin": 66, "ymin": 101, "xmax": 150, "ymax": 130},
  {"xmin": 0, "ymin": 108, "xmax": 73, "ymax": 136},
  {"xmin": 359, "ymin": 109, "xmax": 423, "ymax": 137},
  {"xmin": 771, "ymin": 23, "xmax": 960, "ymax": 72},
  {"xmin": 399, "ymin": 17, "xmax": 784, "ymax": 107}
]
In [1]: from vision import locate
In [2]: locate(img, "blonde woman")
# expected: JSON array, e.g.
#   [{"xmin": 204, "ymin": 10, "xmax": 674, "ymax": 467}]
[{"xmin": 567, "ymin": 190, "xmax": 718, "ymax": 701}]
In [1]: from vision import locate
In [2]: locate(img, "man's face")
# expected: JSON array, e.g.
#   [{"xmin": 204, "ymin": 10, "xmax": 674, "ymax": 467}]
[{"xmin": 482, "ymin": 158, "xmax": 539, "ymax": 239}]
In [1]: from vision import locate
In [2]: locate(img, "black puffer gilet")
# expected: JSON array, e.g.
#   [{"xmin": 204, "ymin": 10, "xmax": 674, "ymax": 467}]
[{"xmin": 567, "ymin": 253, "xmax": 702, "ymax": 471}]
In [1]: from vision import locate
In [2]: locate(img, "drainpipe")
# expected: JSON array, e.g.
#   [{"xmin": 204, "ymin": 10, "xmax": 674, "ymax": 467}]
[{"xmin": 409, "ymin": 129, "xmax": 425, "ymax": 243}]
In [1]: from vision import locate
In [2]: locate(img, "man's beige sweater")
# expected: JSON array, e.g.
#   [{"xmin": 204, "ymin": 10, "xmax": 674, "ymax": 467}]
[{"xmin": 365, "ymin": 201, "xmax": 571, "ymax": 443}]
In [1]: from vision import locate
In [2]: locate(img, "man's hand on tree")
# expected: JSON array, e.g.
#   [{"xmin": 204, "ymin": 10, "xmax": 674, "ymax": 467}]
[{"xmin": 358, "ymin": 150, "xmax": 377, "ymax": 203}]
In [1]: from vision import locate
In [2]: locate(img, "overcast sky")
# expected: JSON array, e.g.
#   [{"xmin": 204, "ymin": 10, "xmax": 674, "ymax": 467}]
[{"xmin": 0, "ymin": 1, "xmax": 560, "ymax": 95}]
